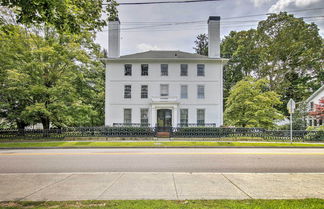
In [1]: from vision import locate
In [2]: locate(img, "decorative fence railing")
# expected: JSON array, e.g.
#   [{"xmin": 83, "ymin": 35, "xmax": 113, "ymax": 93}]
[{"xmin": 0, "ymin": 127, "xmax": 323, "ymax": 141}]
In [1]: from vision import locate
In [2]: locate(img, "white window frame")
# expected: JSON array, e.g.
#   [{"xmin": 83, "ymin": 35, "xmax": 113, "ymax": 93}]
[
  {"xmin": 180, "ymin": 85, "xmax": 188, "ymax": 99},
  {"xmin": 124, "ymin": 108, "xmax": 132, "ymax": 124},
  {"xmin": 160, "ymin": 84, "xmax": 169, "ymax": 97},
  {"xmin": 124, "ymin": 85, "xmax": 131, "ymax": 99},
  {"xmin": 197, "ymin": 85, "xmax": 205, "ymax": 99}
]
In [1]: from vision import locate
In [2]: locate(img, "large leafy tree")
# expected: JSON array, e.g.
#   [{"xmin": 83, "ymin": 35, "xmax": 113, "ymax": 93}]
[
  {"xmin": 0, "ymin": 0, "xmax": 119, "ymax": 34},
  {"xmin": 0, "ymin": 24, "xmax": 105, "ymax": 129},
  {"xmin": 194, "ymin": 12, "xmax": 323, "ymax": 115},
  {"xmin": 225, "ymin": 77, "xmax": 283, "ymax": 129}
]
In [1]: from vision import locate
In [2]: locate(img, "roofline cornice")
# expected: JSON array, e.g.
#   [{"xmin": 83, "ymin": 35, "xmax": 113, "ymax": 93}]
[{"xmin": 102, "ymin": 58, "xmax": 229, "ymax": 63}]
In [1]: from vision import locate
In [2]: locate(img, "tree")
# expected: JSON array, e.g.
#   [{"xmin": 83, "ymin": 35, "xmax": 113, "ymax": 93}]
[
  {"xmin": 0, "ymin": 0, "xmax": 119, "ymax": 34},
  {"xmin": 193, "ymin": 33, "xmax": 208, "ymax": 56},
  {"xmin": 224, "ymin": 77, "xmax": 283, "ymax": 129},
  {"xmin": 0, "ymin": 24, "xmax": 105, "ymax": 129},
  {"xmin": 194, "ymin": 12, "xmax": 324, "ymax": 115}
]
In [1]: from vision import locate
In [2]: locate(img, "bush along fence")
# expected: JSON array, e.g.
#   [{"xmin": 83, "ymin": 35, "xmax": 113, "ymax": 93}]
[{"xmin": 0, "ymin": 126, "xmax": 323, "ymax": 141}]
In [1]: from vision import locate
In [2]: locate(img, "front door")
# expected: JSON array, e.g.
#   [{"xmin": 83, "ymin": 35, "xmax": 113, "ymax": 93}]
[{"xmin": 157, "ymin": 109, "xmax": 172, "ymax": 131}]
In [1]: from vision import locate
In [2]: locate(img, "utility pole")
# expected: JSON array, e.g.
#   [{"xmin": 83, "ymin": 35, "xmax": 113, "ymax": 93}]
[{"xmin": 287, "ymin": 99, "xmax": 296, "ymax": 144}]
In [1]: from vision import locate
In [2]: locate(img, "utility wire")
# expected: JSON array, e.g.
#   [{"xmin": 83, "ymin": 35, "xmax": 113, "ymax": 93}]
[{"xmin": 103, "ymin": 0, "xmax": 223, "ymax": 5}]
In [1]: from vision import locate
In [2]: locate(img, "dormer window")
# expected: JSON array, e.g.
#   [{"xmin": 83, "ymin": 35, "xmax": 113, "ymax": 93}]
[{"xmin": 124, "ymin": 64, "xmax": 132, "ymax": 76}]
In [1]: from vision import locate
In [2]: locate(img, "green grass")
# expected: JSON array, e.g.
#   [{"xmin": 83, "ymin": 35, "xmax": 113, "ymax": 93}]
[
  {"xmin": 0, "ymin": 140, "xmax": 324, "ymax": 148},
  {"xmin": 0, "ymin": 199, "xmax": 324, "ymax": 209}
]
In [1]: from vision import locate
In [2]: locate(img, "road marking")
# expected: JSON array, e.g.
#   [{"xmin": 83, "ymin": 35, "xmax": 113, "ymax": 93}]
[{"xmin": 0, "ymin": 152, "xmax": 324, "ymax": 156}]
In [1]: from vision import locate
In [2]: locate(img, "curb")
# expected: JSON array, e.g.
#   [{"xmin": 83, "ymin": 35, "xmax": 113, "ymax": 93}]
[{"xmin": 1, "ymin": 146, "xmax": 324, "ymax": 149}]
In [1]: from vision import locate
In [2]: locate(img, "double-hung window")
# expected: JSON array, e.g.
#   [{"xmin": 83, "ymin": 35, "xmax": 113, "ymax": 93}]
[
  {"xmin": 141, "ymin": 64, "xmax": 148, "ymax": 76},
  {"xmin": 181, "ymin": 85, "xmax": 188, "ymax": 99},
  {"xmin": 160, "ymin": 84, "xmax": 169, "ymax": 97},
  {"xmin": 161, "ymin": 64, "xmax": 168, "ymax": 76},
  {"xmin": 180, "ymin": 64, "xmax": 188, "ymax": 76},
  {"xmin": 197, "ymin": 109, "xmax": 205, "ymax": 125},
  {"xmin": 140, "ymin": 109, "xmax": 149, "ymax": 126},
  {"xmin": 124, "ymin": 109, "xmax": 132, "ymax": 124},
  {"xmin": 180, "ymin": 109, "xmax": 188, "ymax": 127},
  {"xmin": 124, "ymin": 85, "xmax": 131, "ymax": 99},
  {"xmin": 197, "ymin": 85, "xmax": 205, "ymax": 99},
  {"xmin": 141, "ymin": 85, "xmax": 148, "ymax": 99},
  {"xmin": 197, "ymin": 64, "xmax": 205, "ymax": 76},
  {"xmin": 124, "ymin": 64, "xmax": 132, "ymax": 76}
]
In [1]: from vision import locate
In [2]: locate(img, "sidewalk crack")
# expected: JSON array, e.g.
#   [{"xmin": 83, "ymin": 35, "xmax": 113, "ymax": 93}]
[
  {"xmin": 97, "ymin": 173, "xmax": 124, "ymax": 199},
  {"xmin": 19, "ymin": 173, "xmax": 74, "ymax": 201},
  {"xmin": 172, "ymin": 173, "xmax": 179, "ymax": 200},
  {"xmin": 222, "ymin": 174, "xmax": 253, "ymax": 199}
]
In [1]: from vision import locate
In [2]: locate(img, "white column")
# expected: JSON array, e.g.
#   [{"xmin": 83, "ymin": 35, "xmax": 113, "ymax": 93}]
[
  {"xmin": 151, "ymin": 107, "xmax": 156, "ymax": 127},
  {"xmin": 172, "ymin": 106, "xmax": 178, "ymax": 127}
]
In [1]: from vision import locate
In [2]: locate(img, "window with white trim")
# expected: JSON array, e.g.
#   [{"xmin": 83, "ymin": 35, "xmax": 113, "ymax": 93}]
[
  {"xmin": 140, "ymin": 109, "xmax": 149, "ymax": 126},
  {"xmin": 197, "ymin": 109, "xmax": 205, "ymax": 125},
  {"xmin": 124, "ymin": 85, "xmax": 131, "ymax": 99},
  {"xmin": 197, "ymin": 85, "xmax": 205, "ymax": 99},
  {"xmin": 180, "ymin": 109, "xmax": 188, "ymax": 126},
  {"xmin": 161, "ymin": 64, "xmax": 168, "ymax": 76},
  {"xmin": 180, "ymin": 64, "xmax": 188, "ymax": 76},
  {"xmin": 160, "ymin": 84, "xmax": 169, "ymax": 97},
  {"xmin": 181, "ymin": 85, "xmax": 188, "ymax": 99},
  {"xmin": 124, "ymin": 109, "xmax": 132, "ymax": 124},
  {"xmin": 197, "ymin": 64, "xmax": 205, "ymax": 76},
  {"xmin": 141, "ymin": 64, "xmax": 148, "ymax": 76},
  {"xmin": 124, "ymin": 64, "xmax": 132, "ymax": 76},
  {"xmin": 141, "ymin": 85, "xmax": 148, "ymax": 99}
]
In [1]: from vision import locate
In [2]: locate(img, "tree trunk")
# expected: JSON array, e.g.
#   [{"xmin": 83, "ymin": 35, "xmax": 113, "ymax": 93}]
[{"xmin": 41, "ymin": 117, "xmax": 50, "ymax": 130}]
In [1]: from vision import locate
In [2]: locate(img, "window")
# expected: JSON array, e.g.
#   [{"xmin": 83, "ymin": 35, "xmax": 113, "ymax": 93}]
[
  {"xmin": 141, "ymin": 64, "xmax": 148, "ymax": 76},
  {"xmin": 124, "ymin": 85, "xmax": 131, "ymax": 99},
  {"xmin": 124, "ymin": 109, "xmax": 132, "ymax": 124},
  {"xmin": 141, "ymin": 85, "xmax": 148, "ymax": 99},
  {"xmin": 319, "ymin": 119, "xmax": 323, "ymax": 126},
  {"xmin": 197, "ymin": 64, "xmax": 205, "ymax": 76},
  {"xmin": 160, "ymin": 84, "xmax": 169, "ymax": 96},
  {"xmin": 197, "ymin": 85, "xmax": 205, "ymax": 99},
  {"xmin": 140, "ymin": 109, "xmax": 149, "ymax": 126},
  {"xmin": 310, "ymin": 102, "xmax": 314, "ymax": 111},
  {"xmin": 309, "ymin": 120, "xmax": 313, "ymax": 126},
  {"xmin": 181, "ymin": 85, "xmax": 188, "ymax": 99},
  {"xmin": 180, "ymin": 64, "xmax": 188, "ymax": 76},
  {"xmin": 124, "ymin": 64, "xmax": 132, "ymax": 76},
  {"xmin": 197, "ymin": 109, "xmax": 205, "ymax": 125},
  {"xmin": 314, "ymin": 120, "xmax": 317, "ymax": 126},
  {"xmin": 180, "ymin": 109, "xmax": 188, "ymax": 126},
  {"xmin": 161, "ymin": 64, "xmax": 168, "ymax": 76}
]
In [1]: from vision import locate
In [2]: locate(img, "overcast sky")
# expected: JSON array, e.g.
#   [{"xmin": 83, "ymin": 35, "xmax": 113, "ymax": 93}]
[{"xmin": 95, "ymin": 0, "xmax": 324, "ymax": 55}]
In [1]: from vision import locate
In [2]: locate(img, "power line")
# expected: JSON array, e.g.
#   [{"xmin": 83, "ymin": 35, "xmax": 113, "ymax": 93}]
[{"xmin": 104, "ymin": 0, "xmax": 223, "ymax": 5}]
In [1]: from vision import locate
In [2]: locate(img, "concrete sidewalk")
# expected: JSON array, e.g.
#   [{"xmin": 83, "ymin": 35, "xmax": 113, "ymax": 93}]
[{"xmin": 1, "ymin": 173, "xmax": 324, "ymax": 201}]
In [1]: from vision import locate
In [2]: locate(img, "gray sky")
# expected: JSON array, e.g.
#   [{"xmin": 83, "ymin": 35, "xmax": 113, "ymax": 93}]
[{"xmin": 95, "ymin": 0, "xmax": 324, "ymax": 55}]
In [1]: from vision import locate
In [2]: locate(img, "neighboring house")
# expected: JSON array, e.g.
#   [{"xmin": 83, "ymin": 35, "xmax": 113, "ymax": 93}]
[
  {"xmin": 104, "ymin": 16, "xmax": 228, "ymax": 127},
  {"xmin": 305, "ymin": 85, "xmax": 324, "ymax": 127}
]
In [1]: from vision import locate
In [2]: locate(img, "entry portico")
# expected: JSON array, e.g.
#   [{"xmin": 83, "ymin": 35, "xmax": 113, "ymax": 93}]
[{"xmin": 151, "ymin": 97, "xmax": 178, "ymax": 127}]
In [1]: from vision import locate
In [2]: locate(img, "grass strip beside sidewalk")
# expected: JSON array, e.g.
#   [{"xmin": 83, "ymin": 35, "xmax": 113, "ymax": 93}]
[
  {"xmin": 0, "ymin": 199, "xmax": 324, "ymax": 209},
  {"xmin": 0, "ymin": 141, "xmax": 324, "ymax": 148}
]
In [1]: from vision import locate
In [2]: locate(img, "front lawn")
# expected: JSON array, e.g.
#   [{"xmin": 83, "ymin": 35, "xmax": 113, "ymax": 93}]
[
  {"xmin": 0, "ymin": 199, "xmax": 323, "ymax": 209},
  {"xmin": 0, "ymin": 141, "xmax": 324, "ymax": 148}
]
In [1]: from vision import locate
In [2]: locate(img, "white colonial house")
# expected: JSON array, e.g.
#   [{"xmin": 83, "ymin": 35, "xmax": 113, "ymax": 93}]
[
  {"xmin": 104, "ymin": 16, "xmax": 227, "ymax": 127},
  {"xmin": 305, "ymin": 85, "xmax": 324, "ymax": 127}
]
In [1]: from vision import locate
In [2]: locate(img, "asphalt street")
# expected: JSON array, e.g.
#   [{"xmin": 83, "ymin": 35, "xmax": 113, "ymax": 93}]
[{"xmin": 1, "ymin": 148, "xmax": 324, "ymax": 173}]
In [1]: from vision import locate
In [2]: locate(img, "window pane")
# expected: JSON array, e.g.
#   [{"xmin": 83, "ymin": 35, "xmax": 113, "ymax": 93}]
[
  {"xmin": 160, "ymin": 84, "xmax": 169, "ymax": 96},
  {"xmin": 197, "ymin": 85, "xmax": 204, "ymax": 99},
  {"xmin": 180, "ymin": 109, "xmax": 188, "ymax": 126},
  {"xmin": 141, "ymin": 109, "xmax": 149, "ymax": 126},
  {"xmin": 180, "ymin": 64, "xmax": 188, "ymax": 76},
  {"xmin": 141, "ymin": 85, "xmax": 148, "ymax": 98},
  {"xmin": 124, "ymin": 85, "xmax": 131, "ymax": 98},
  {"xmin": 161, "ymin": 64, "xmax": 168, "ymax": 76},
  {"xmin": 197, "ymin": 64, "xmax": 205, "ymax": 76},
  {"xmin": 124, "ymin": 64, "xmax": 132, "ymax": 76},
  {"xmin": 124, "ymin": 109, "xmax": 132, "ymax": 124},
  {"xmin": 197, "ymin": 109, "xmax": 205, "ymax": 125},
  {"xmin": 181, "ymin": 85, "xmax": 188, "ymax": 99},
  {"xmin": 141, "ymin": 64, "xmax": 148, "ymax": 76}
]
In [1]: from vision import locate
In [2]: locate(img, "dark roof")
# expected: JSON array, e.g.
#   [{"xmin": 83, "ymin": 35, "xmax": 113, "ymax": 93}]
[{"xmin": 120, "ymin": 50, "xmax": 208, "ymax": 59}]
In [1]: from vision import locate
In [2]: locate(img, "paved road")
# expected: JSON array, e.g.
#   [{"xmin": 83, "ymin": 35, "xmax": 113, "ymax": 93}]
[{"xmin": 1, "ymin": 148, "xmax": 324, "ymax": 173}]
